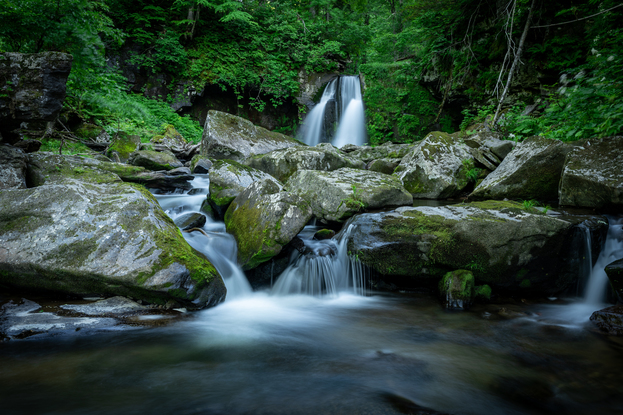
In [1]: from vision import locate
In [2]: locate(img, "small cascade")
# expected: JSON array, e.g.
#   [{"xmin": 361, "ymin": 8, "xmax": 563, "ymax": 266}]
[
  {"xmin": 333, "ymin": 76, "xmax": 367, "ymax": 147},
  {"xmin": 152, "ymin": 175, "xmax": 253, "ymax": 300},
  {"xmin": 299, "ymin": 75, "xmax": 366, "ymax": 147},
  {"xmin": 272, "ymin": 225, "xmax": 367, "ymax": 296},
  {"xmin": 575, "ymin": 224, "xmax": 594, "ymax": 296},
  {"xmin": 583, "ymin": 216, "xmax": 623, "ymax": 305},
  {"xmin": 299, "ymin": 78, "xmax": 338, "ymax": 146}
]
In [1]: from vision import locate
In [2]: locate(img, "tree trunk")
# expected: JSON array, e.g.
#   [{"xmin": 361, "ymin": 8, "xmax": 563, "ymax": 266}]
[{"xmin": 493, "ymin": 0, "xmax": 536, "ymax": 125}]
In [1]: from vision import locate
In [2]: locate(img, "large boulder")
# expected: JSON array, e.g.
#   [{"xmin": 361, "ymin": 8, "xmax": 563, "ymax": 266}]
[
  {"xmin": 129, "ymin": 150, "xmax": 183, "ymax": 171},
  {"xmin": 0, "ymin": 52, "xmax": 73, "ymax": 143},
  {"xmin": 286, "ymin": 168, "xmax": 413, "ymax": 222},
  {"xmin": 559, "ymin": 136, "xmax": 623, "ymax": 210},
  {"xmin": 393, "ymin": 131, "xmax": 473, "ymax": 199},
  {"xmin": 343, "ymin": 201, "xmax": 606, "ymax": 294},
  {"xmin": 470, "ymin": 136, "xmax": 571, "ymax": 202},
  {"xmin": 201, "ymin": 110, "xmax": 302, "ymax": 162},
  {"xmin": 246, "ymin": 143, "xmax": 365, "ymax": 182},
  {"xmin": 346, "ymin": 142, "xmax": 414, "ymax": 164},
  {"xmin": 107, "ymin": 132, "xmax": 141, "ymax": 163},
  {"xmin": 0, "ymin": 155, "xmax": 226, "ymax": 308},
  {"xmin": 0, "ymin": 145, "xmax": 27, "ymax": 190},
  {"xmin": 209, "ymin": 159, "xmax": 281, "ymax": 218},
  {"xmin": 224, "ymin": 179, "xmax": 312, "ymax": 270},
  {"xmin": 590, "ymin": 305, "xmax": 623, "ymax": 335}
]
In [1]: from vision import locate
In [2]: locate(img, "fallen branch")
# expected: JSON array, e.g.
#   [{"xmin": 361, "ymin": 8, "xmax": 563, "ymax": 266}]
[{"xmin": 183, "ymin": 228, "xmax": 210, "ymax": 237}]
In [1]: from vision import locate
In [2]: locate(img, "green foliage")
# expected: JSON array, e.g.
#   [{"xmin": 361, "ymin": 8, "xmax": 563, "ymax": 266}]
[
  {"xmin": 466, "ymin": 168, "xmax": 481, "ymax": 183},
  {"xmin": 521, "ymin": 199, "xmax": 537, "ymax": 210}
]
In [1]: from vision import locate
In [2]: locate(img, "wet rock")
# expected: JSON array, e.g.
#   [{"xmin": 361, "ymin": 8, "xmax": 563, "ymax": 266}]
[
  {"xmin": 201, "ymin": 110, "xmax": 301, "ymax": 162},
  {"xmin": 190, "ymin": 155, "xmax": 212, "ymax": 174},
  {"xmin": 286, "ymin": 168, "xmax": 413, "ymax": 222},
  {"xmin": 224, "ymin": 179, "xmax": 313, "ymax": 270},
  {"xmin": 394, "ymin": 131, "xmax": 474, "ymax": 199},
  {"xmin": 246, "ymin": 143, "xmax": 365, "ymax": 182},
  {"xmin": 209, "ymin": 159, "xmax": 281, "ymax": 219},
  {"xmin": 125, "ymin": 170, "xmax": 193, "ymax": 191},
  {"xmin": 559, "ymin": 136, "xmax": 623, "ymax": 210},
  {"xmin": 0, "ymin": 145, "xmax": 27, "ymax": 190},
  {"xmin": 366, "ymin": 158, "xmax": 401, "ymax": 174},
  {"xmin": 470, "ymin": 136, "xmax": 571, "ymax": 202},
  {"xmin": 0, "ymin": 299, "xmax": 116, "ymax": 339},
  {"xmin": 174, "ymin": 212, "xmax": 207, "ymax": 230},
  {"xmin": 606, "ymin": 259, "xmax": 623, "ymax": 303},
  {"xmin": 439, "ymin": 270, "xmax": 475, "ymax": 309},
  {"xmin": 590, "ymin": 305, "xmax": 623, "ymax": 335},
  {"xmin": 60, "ymin": 296, "xmax": 147, "ymax": 315},
  {"xmin": 0, "ymin": 52, "xmax": 73, "ymax": 143},
  {"xmin": 106, "ymin": 132, "xmax": 141, "ymax": 162},
  {"xmin": 314, "ymin": 229, "xmax": 335, "ymax": 240},
  {"xmin": 344, "ymin": 200, "xmax": 596, "ymax": 294},
  {"xmin": 129, "ymin": 150, "xmax": 184, "ymax": 171},
  {"xmin": 1, "ymin": 154, "xmax": 226, "ymax": 309}
]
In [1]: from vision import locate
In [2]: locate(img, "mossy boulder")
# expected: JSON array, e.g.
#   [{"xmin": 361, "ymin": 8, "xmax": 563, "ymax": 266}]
[
  {"xmin": 224, "ymin": 179, "xmax": 312, "ymax": 270},
  {"xmin": 559, "ymin": 136, "xmax": 623, "ymax": 211},
  {"xmin": 286, "ymin": 167, "xmax": 413, "ymax": 223},
  {"xmin": 174, "ymin": 212, "xmax": 207, "ymax": 230},
  {"xmin": 0, "ymin": 145, "xmax": 27, "ymax": 190},
  {"xmin": 439, "ymin": 270, "xmax": 475, "ymax": 309},
  {"xmin": 201, "ymin": 110, "xmax": 302, "ymax": 162},
  {"xmin": 190, "ymin": 154, "xmax": 213, "ymax": 174},
  {"xmin": 129, "ymin": 150, "xmax": 183, "ymax": 171},
  {"xmin": 0, "ymin": 157, "xmax": 226, "ymax": 308},
  {"xmin": 209, "ymin": 159, "xmax": 282, "ymax": 218},
  {"xmin": 367, "ymin": 158, "xmax": 402, "ymax": 175},
  {"xmin": 346, "ymin": 142, "xmax": 414, "ymax": 164},
  {"xmin": 107, "ymin": 132, "xmax": 141, "ymax": 162},
  {"xmin": 470, "ymin": 136, "xmax": 571, "ymax": 202},
  {"xmin": 343, "ymin": 200, "xmax": 604, "ymax": 295},
  {"xmin": 606, "ymin": 259, "xmax": 623, "ymax": 303},
  {"xmin": 151, "ymin": 124, "xmax": 187, "ymax": 148},
  {"xmin": 246, "ymin": 143, "xmax": 365, "ymax": 182},
  {"xmin": 394, "ymin": 131, "xmax": 474, "ymax": 199}
]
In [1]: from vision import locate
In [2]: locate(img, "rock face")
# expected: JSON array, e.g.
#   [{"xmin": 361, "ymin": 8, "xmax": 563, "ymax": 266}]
[
  {"xmin": 470, "ymin": 136, "xmax": 571, "ymax": 201},
  {"xmin": 590, "ymin": 305, "xmax": 623, "ymax": 335},
  {"xmin": 0, "ymin": 145, "xmax": 27, "ymax": 189},
  {"xmin": 0, "ymin": 154, "xmax": 226, "ymax": 308},
  {"xmin": 246, "ymin": 143, "xmax": 365, "ymax": 182},
  {"xmin": 224, "ymin": 179, "xmax": 312, "ymax": 270},
  {"xmin": 190, "ymin": 155, "xmax": 212, "ymax": 174},
  {"xmin": 344, "ymin": 201, "xmax": 598, "ymax": 294},
  {"xmin": 605, "ymin": 259, "xmax": 623, "ymax": 303},
  {"xmin": 201, "ymin": 110, "xmax": 301, "ymax": 162},
  {"xmin": 346, "ymin": 142, "xmax": 413, "ymax": 164},
  {"xmin": 439, "ymin": 270, "xmax": 475, "ymax": 309},
  {"xmin": 559, "ymin": 136, "xmax": 623, "ymax": 210},
  {"xmin": 394, "ymin": 131, "xmax": 473, "ymax": 199},
  {"xmin": 209, "ymin": 159, "xmax": 281, "ymax": 218},
  {"xmin": 0, "ymin": 52, "xmax": 73, "ymax": 142},
  {"xmin": 129, "ymin": 150, "xmax": 184, "ymax": 171},
  {"xmin": 286, "ymin": 168, "xmax": 413, "ymax": 222}
]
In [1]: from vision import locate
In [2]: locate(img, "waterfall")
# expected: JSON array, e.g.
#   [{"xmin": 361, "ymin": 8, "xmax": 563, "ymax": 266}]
[
  {"xmin": 271, "ymin": 225, "xmax": 367, "ymax": 296},
  {"xmin": 152, "ymin": 175, "xmax": 253, "ymax": 300},
  {"xmin": 583, "ymin": 216, "xmax": 623, "ymax": 305},
  {"xmin": 299, "ymin": 75, "xmax": 367, "ymax": 148}
]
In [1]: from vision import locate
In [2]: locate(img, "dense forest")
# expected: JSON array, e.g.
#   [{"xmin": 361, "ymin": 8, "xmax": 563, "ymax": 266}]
[{"xmin": 1, "ymin": 0, "xmax": 621, "ymax": 147}]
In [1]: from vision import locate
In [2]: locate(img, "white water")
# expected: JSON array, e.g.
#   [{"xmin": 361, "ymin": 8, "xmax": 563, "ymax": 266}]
[
  {"xmin": 272, "ymin": 225, "xmax": 367, "ymax": 296},
  {"xmin": 299, "ymin": 75, "xmax": 367, "ymax": 148},
  {"xmin": 299, "ymin": 78, "xmax": 338, "ymax": 146},
  {"xmin": 333, "ymin": 76, "xmax": 367, "ymax": 147},
  {"xmin": 152, "ymin": 175, "xmax": 253, "ymax": 300}
]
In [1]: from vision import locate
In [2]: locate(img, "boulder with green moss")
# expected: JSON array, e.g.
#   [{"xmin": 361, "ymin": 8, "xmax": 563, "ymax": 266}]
[
  {"xmin": 190, "ymin": 154, "xmax": 213, "ymax": 174},
  {"xmin": 286, "ymin": 167, "xmax": 413, "ymax": 223},
  {"xmin": 201, "ymin": 110, "xmax": 302, "ymax": 162},
  {"xmin": 559, "ymin": 136, "xmax": 623, "ymax": 210},
  {"xmin": 439, "ymin": 270, "xmax": 475, "ymax": 309},
  {"xmin": 346, "ymin": 142, "xmax": 414, "ymax": 164},
  {"xmin": 151, "ymin": 125, "xmax": 187, "ymax": 148},
  {"xmin": 470, "ymin": 136, "xmax": 571, "ymax": 202},
  {"xmin": 366, "ymin": 158, "xmax": 402, "ymax": 175},
  {"xmin": 343, "ymin": 200, "xmax": 606, "ymax": 294},
  {"xmin": 224, "ymin": 179, "xmax": 312, "ymax": 270},
  {"xmin": 0, "ymin": 155, "xmax": 226, "ymax": 309},
  {"xmin": 106, "ymin": 132, "xmax": 141, "ymax": 162},
  {"xmin": 393, "ymin": 131, "xmax": 474, "ymax": 199},
  {"xmin": 129, "ymin": 150, "xmax": 183, "ymax": 171},
  {"xmin": 0, "ymin": 145, "xmax": 27, "ymax": 190},
  {"xmin": 246, "ymin": 143, "xmax": 365, "ymax": 182},
  {"xmin": 209, "ymin": 159, "xmax": 282, "ymax": 218}
]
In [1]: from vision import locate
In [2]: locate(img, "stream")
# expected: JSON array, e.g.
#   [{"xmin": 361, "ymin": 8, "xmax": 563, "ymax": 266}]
[{"xmin": 1, "ymin": 176, "xmax": 622, "ymax": 415}]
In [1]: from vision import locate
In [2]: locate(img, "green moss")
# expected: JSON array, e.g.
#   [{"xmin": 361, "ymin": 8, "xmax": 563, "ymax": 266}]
[
  {"xmin": 475, "ymin": 284, "xmax": 492, "ymax": 300},
  {"xmin": 439, "ymin": 269, "xmax": 475, "ymax": 300},
  {"xmin": 519, "ymin": 278, "xmax": 532, "ymax": 288}
]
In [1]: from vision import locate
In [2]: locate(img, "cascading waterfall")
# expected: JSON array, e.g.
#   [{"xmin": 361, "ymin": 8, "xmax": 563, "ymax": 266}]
[
  {"xmin": 272, "ymin": 225, "xmax": 367, "ymax": 296},
  {"xmin": 152, "ymin": 175, "xmax": 253, "ymax": 300},
  {"xmin": 583, "ymin": 216, "xmax": 623, "ymax": 305},
  {"xmin": 299, "ymin": 75, "xmax": 366, "ymax": 148}
]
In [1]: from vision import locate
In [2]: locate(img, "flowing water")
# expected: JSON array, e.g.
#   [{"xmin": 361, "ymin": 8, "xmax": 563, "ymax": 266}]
[
  {"xmin": 299, "ymin": 79, "xmax": 338, "ymax": 147},
  {"xmin": 1, "ymin": 184, "xmax": 623, "ymax": 414}
]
